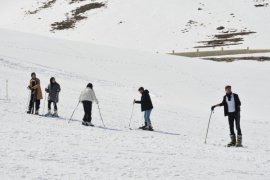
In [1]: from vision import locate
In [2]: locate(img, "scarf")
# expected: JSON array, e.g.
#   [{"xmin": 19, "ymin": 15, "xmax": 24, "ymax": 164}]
[{"xmin": 226, "ymin": 93, "xmax": 232, "ymax": 101}]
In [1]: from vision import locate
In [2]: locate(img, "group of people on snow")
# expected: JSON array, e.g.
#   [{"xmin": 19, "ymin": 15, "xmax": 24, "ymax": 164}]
[
  {"xmin": 26, "ymin": 72, "xmax": 154, "ymax": 131},
  {"xmin": 26, "ymin": 72, "xmax": 243, "ymax": 146},
  {"xmin": 27, "ymin": 73, "xmax": 61, "ymax": 117}
]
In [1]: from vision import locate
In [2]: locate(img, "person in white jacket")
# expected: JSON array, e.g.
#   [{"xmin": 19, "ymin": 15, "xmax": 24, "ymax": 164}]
[{"xmin": 79, "ymin": 83, "xmax": 99, "ymax": 126}]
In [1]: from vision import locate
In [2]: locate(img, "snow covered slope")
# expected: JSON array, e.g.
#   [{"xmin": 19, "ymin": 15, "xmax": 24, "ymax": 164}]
[
  {"xmin": 0, "ymin": 29, "xmax": 270, "ymax": 179},
  {"xmin": 0, "ymin": 0, "xmax": 269, "ymax": 52}
]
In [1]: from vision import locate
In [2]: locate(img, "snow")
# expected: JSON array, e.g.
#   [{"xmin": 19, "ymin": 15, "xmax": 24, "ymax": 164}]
[
  {"xmin": 0, "ymin": 29, "xmax": 270, "ymax": 179},
  {"xmin": 0, "ymin": 0, "xmax": 269, "ymax": 52}
]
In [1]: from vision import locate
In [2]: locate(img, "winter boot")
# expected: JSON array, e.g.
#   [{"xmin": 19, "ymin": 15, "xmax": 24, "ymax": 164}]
[
  {"xmin": 45, "ymin": 110, "xmax": 52, "ymax": 117},
  {"xmin": 143, "ymin": 124, "xmax": 154, "ymax": 131},
  {"xmin": 139, "ymin": 122, "xmax": 147, "ymax": 129},
  {"xmin": 86, "ymin": 122, "xmax": 94, "ymax": 127},
  {"xmin": 146, "ymin": 125, "xmax": 154, "ymax": 131},
  {"xmin": 227, "ymin": 135, "xmax": 236, "ymax": 147},
  {"xmin": 35, "ymin": 109, "xmax": 39, "ymax": 115},
  {"xmin": 52, "ymin": 110, "xmax": 58, "ymax": 117},
  {"xmin": 82, "ymin": 121, "xmax": 88, "ymax": 126},
  {"xmin": 236, "ymin": 135, "xmax": 243, "ymax": 147},
  {"xmin": 27, "ymin": 106, "xmax": 33, "ymax": 114}
]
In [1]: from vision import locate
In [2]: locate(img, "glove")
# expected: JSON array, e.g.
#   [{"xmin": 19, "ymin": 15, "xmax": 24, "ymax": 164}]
[
  {"xmin": 45, "ymin": 88, "xmax": 49, "ymax": 93},
  {"xmin": 133, "ymin": 99, "xmax": 136, "ymax": 104},
  {"xmin": 211, "ymin": 106, "xmax": 216, "ymax": 111},
  {"xmin": 27, "ymin": 86, "xmax": 31, "ymax": 90}
]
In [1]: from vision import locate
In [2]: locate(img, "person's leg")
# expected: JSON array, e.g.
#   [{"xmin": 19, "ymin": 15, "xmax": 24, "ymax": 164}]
[
  {"xmin": 144, "ymin": 111, "xmax": 148, "ymax": 126},
  {"xmin": 35, "ymin": 100, "xmax": 40, "ymax": 114},
  {"xmin": 235, "ymin": 112, "xmax": 242, "ymax": 135},
  {"xmin": 228, "ymin": 114, "xmax": 235, "ymax": 136},
  {"xmin": 53, "ymin": 102, "xmax": 58, "ymax": 111},
  {"xmin": 228, "ymin": 113, "xmax": 236, "ymax": 146},
  {"xmin": 52, "ymin": 101, "xmax": 58, "ymax": 116},
  {"xmin": 235, "ymin": 112, "xmax": 242, "ymax": 146},
  {"xmin": 88, "ymin": 102, "xmax": 92, "ymax": 122},
  {"xmin": 146, "ymin": 110, "xmax": 152, "ymax": 126},
  {"xmin": 82, "ymin": 101, "xmax": 92, "ymax": 123},
  {"xmin": 82, "ymin": 101, "xmax": 88, "ymax": 122},
  {"xmin": 28, "ymin": 94, "xmax": 34, "ymax": 113},
  {"xmin": 48, "ymin": 101, "xmax": 52, "ymax": 111}
]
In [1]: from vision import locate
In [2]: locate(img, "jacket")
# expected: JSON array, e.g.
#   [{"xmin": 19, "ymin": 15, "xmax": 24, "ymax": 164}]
[
  {"xmin": 135, "ymin": 90, "xmax": 153, "ymax": 112},
  {"xmin": 219, "ymin": 93, "xmax": 241, "ymax": 116},
  {"xmin": 79, "ymin": 87, "xmax": 99, "ymax": 104},
  {"xmin": 45, "ymin": 82, "xmax": 61, "ymax": 102},
  {"xmin": 29, "ymin": 78, "xmax": 43, "ymax": 100}
]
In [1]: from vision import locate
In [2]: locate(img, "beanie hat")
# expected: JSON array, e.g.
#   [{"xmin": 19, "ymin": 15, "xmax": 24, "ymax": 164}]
[
  {"xmin": 138, "ymin": 87, "xmax": 144, "ymax": 91},
  {"xmin": 87, "ymin": 83, "xmax": 93, "ymax": 89}
]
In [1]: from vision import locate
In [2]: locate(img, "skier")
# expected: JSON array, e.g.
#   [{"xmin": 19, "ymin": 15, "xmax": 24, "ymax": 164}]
[
  {"xmin": 134, "ymin": 87, "xmax": 154, "ymax": 131},
  {"xmin": 45, "ymin": 77, "xmax": 61, "ymax": 117},
  {"xmin": 211, "ymin": 85, "xmax": 242, "ymax": 147},
  {"xmin": 27, "ymin": 72, "xmax": 43, "ymax": 115},
  {"xmin": 79, "ymin": 83, "xmax": 99, "ymax": 126}
]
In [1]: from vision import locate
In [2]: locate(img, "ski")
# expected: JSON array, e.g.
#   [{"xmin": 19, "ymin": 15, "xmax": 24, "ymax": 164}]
[{"xmin": 39, "ymin": 114, "xmax": 66, "ymax": 120}]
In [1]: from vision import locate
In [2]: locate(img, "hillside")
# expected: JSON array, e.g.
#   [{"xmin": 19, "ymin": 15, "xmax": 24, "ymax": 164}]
[
  {"xmin": 0, "ymin": 29, "xmax": 270, "ymax": 179},
  {"xmin": 0, "ymin": 0, "xmax": 269, "ymax": 52}
]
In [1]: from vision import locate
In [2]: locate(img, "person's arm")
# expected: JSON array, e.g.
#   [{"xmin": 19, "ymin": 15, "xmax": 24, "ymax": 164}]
[
  {"xmin": 235, "ymin": 94, "xmax": 241, "ymax": 111},
  {"xmin": 32, "ymin": 79, "xmax": 41, "ymax": 90},
  {"xmin": 236, "ymin": 94, "xmax": 241, "ymax": 106},
  {"xmin": 57, "ymin": 84, "xmax": 61, "ymax": 93},
  {"xmin": 45, "ymin": 84, "xmax": 49, "ymax": 93},
  {"xmin": 91, "ymin": 90, "xmax": 99, "ymax": 104},
  {"xmin": 134, "ymin": 100, "xmax": 141, "ymax": 104},
  {"xmin": 28, "ymin": 80, "xmax": 33, "ymax": 89},
  {"xmin": 211, "ymin": 97, "xmax": 225, "ymax": 111}
]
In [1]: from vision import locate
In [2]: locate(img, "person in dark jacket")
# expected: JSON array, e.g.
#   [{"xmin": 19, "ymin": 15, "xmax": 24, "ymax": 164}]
[
  {"xmin": 27, "ymin": 72, "xmax": 43, "ymax": 115},
  {"xmin": 134, "ymin": 87, "xmax": 154, "ymax": 131},
  {"xmin": 45, "ymin": 77, "xmax": 61, "ymax": 117},
  {"xmin": 211, "ymin": 85, "xmax": 242, "ymax": 147}
]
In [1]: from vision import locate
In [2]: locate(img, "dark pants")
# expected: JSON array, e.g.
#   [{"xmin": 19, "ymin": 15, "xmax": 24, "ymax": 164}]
[
  {"xmin": 228, "ymin": 112, "xmax": 242, "ymax": 136},
  {"xmin": 48, "ymin": 100, "xmax": 57, "ymax": 111},
  {"xmin": 82, "ymin": 101, "xmax": 92, "ymax": 122},
  {"xmin": 29, "ymin": 93, "xmax": 40, "ymax": 112}
]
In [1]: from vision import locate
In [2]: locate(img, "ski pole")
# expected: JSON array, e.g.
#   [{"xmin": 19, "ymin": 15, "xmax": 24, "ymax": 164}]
[
  {"xmin": 68, "ymin": 102, "xmax": 80, "ymax": 123},
  {"xmin": 128, "ymin": 103, "xmax": 135, "ymax": 129},
  {"xmin": 97, "ymin": 104, "xmax": 106, "ymax": 127},
  {"xmin": 204, "ymin": 110, "xmax": 214, "ymax": 144},
  {"xmin": 42, "ymin": 93, "xmax": 47, "ymax": 115}
]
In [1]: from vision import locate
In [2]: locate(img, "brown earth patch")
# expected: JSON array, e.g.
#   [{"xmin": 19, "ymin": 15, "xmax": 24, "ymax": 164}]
[
  {"xmin": 51, "ymin": 2, "xmax": 105, "ymax": 31},
  {"xmin": 27, "ymin": 0, "xmax": 57, "ymax": 14},
  {"xmin": 204, "ymin": 56, "xmax": 270, "ymax": 62},
  {"xmin": 195, "ymin": 31, "xmax": 256, "ymax": 48}
]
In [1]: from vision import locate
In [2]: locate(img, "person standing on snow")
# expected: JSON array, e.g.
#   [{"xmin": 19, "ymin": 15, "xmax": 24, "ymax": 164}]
[
  {"xmin": 134, "ymin": 87, "xmax": 154, "ymax": 131},
  {"xmin": 211, "ymin": 85, "xmax": 242, "ymax": 147},
  {"xmin": 79, "ymin": 83, "xmax": 99, "ymax": 126},
  {"xmin": 27, "ymin": 72, "xmax": 43, "ymax": 115},
  {"xmin": 45, "ymin": 77, "xmax": 61, "ymax": 117}
]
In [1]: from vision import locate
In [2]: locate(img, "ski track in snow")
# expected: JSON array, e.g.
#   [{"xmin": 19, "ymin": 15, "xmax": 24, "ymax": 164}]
[{"xmin": 0, "ymin": 30, "xmax": 270, "ymax": 179}]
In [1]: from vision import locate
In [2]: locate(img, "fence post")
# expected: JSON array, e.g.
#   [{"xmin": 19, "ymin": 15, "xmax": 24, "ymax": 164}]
[
  {"xmin": 247, "ymin": 47, "xmax": 250, "ymax": 54},
  {"xmin": 172, "ymin": 50, "xmax": 175, "ymax": 54},
  {"xmin": 197, "ymin": 49, "xmax": 200, "ymax": 57},
  {"xmin": 221, "ymin": 47, "xmax": 224, "ymax": 55}
]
